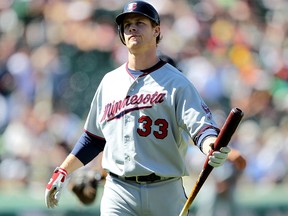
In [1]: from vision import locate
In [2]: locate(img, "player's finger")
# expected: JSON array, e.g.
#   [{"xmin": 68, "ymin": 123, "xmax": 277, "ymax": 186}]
[
  {"xmin": 47, "ymin": 187, "xmax": 58, "ymax": 208},
  {"xmin": 45, "ymin": 190, "xmax": 52, "ymax": 208},
  {"xmin": 213, "ymin": 151, "xmax": 228, "ymax": 159},
  {"xmin": 49, "ymin": 197, "xmax": 58, "ymax": 208},
  {"xmin": 220, "ymin": 147, "xmax": 231, "ymax": 154},
  {"xmin": 45, "ymin": 196, "xmax": 51, "ymax": 208},
  {"xmin": 208, "ymin": 161, "xmax": 220, "ymax": 167},
  {"xmin": 52, "ymin": 199, "xmax": 58, "ymax": 207},
  {"xmin": 208, "ymin": 159, "xmax": 221, "ymax": 167},
  {"xmin": 209, "ymin": 156, "xmax": 224, "ymax": 164},
  {"xmin": 46, "ymin": 194, "xmax": 55, "ymax": 208}
]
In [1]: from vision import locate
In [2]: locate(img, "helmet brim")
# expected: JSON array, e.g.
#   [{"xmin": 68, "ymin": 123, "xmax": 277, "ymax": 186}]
[{"xmin": 115, "ymin": 11, "xmax": 159, "ymax": 26}]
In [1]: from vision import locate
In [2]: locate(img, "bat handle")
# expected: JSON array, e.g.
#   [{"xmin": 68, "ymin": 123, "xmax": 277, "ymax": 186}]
[
  {"xmin": 179, "ymin": 208, "xmax": 188, "ymax": 216},
  {"xmin": 203, "ymin": 107, "xmax": 244, "ymax": 169}
]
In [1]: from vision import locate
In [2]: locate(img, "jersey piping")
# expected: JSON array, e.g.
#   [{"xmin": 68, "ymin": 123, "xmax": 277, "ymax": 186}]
[{"xmin": 125, "ymin": 60, "xmax": 166, "ymax": 78}]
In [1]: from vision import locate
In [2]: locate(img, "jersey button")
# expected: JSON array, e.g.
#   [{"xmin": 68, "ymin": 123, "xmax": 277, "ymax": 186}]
[
  {"xmin": 125, "ymin": 154, "xmax": 130, "ymax": 161},
  {"xmin": 124, "ymin": 135, "xmax": 130, "ymax": 142}
]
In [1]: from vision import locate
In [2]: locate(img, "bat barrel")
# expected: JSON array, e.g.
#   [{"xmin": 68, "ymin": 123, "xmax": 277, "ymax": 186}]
[{"xmin": 212, "ymin": 108, "xmax": 243, "ymax": 151}]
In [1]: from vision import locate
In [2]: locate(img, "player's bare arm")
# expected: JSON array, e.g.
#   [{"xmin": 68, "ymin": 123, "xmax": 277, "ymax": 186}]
[{"xmin": 59, "ymin": 154, "xmax": 84, "ymax": 174}]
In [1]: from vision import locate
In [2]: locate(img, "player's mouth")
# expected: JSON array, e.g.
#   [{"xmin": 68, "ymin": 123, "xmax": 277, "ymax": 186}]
[{"xmin": 129, "ymin": 34, "xmax": 140, "ymax": 40}]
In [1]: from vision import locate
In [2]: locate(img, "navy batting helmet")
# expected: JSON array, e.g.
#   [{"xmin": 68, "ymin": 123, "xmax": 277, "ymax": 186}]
[
  {"xmin": 116, "ymin": 1, "xmax": 160, "ymax": 26},
  {"xmin": 116, "ymin": 1, "xmax": 161, "ymax": 45}
]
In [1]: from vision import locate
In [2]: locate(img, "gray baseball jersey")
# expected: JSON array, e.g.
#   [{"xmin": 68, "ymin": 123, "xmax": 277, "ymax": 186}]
[{"xmin": 84, "ymin": 61, "xmax": 218, "ymax": 178}]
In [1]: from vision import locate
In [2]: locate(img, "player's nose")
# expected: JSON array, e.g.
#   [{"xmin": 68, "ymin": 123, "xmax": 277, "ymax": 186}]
[{"xmin": 128, "ymin": 24, "xmax": 137, "ymax": 32}]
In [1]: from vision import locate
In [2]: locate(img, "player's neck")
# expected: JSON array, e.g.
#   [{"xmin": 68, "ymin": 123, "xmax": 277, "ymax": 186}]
[{"xmin": 127, "ymin": 52, "xmax": 159, "ymax": 71}]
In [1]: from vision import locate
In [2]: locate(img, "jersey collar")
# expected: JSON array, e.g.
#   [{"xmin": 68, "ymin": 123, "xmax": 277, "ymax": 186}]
[{"xmin": 126, "ymin": 60, "xmax": 166, "ymax": 78}]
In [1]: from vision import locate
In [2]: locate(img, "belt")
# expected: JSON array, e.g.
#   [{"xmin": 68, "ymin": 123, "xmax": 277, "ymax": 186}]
[{"xmin": 109, "ymin": 172, "xmax": 173, "ymax": 184}]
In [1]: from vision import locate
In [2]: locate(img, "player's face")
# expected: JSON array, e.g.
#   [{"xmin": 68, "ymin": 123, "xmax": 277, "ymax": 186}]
[{"xmin": 122, "ymin": 14, "xmax": 160, "ymax": 50}]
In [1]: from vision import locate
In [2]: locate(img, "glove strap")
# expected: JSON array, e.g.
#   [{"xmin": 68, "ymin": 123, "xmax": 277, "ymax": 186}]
[
  {"xmin": 46, "ymin": 167, "xmax": 68, "ymax": 190},
  {"xmin": 57, "ymin": 167, "xmax": 68, "ymax": 177}
]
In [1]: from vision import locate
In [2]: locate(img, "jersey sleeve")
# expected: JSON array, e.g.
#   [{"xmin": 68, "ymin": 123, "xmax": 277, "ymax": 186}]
[
  {"xmin": 84, "ymin": 81, "xmax": 104, "ymax": 138},
  {"xmin": 175, "ymin": 81, "xmax": 219, "ymax": 149}
]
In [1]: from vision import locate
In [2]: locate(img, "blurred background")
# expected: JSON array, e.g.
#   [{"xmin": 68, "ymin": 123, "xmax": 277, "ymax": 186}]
[{"xmin": 0, "ymin": 0, "xmax": 287, "ymax": 215}]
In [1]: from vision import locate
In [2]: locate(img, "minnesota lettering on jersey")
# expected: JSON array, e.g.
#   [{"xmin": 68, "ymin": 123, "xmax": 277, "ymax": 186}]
[{"xmin": 101, "ymin": 91, "xmax": 166, "ymax": 122}]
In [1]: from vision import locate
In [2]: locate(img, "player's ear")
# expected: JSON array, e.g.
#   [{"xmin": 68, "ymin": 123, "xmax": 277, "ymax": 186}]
[{"xmin": 153, "ymin": 26, "xmax": 160, "ymax": 37}]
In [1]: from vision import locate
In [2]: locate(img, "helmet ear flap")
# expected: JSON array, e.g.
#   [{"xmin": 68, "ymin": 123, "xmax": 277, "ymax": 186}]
[{"xmin": 118, "ymin": 25, "xmax": 126, "ymax": 45}]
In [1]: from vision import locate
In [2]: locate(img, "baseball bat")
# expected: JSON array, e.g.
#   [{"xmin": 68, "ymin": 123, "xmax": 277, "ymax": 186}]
[{"xmin": 179, "ymin": 107, "xmax": 244, "ymax": 216}]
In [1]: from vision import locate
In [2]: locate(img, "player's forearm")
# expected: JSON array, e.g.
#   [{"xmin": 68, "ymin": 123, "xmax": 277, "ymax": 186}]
[{"xmin": 60, "ymin": 154, "xmax": 84, "ymax": 174}]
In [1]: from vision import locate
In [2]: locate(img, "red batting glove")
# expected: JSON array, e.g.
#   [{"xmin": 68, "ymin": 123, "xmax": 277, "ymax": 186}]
[{"xmin": 45, "ymin": 167, "xmax": 68, "ymax": 208}]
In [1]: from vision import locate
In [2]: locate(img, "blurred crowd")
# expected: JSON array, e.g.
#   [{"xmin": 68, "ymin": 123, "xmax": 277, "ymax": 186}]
[{"xmin": 0, "ymin": 0, "xmax": 287, "ymax": 204}]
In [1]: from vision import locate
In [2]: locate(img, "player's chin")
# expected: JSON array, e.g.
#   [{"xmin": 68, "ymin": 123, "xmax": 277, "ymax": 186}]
[
  {"xmin": 127, "ymin": 41, "xmax": 141, "ymax": 49},
  {"xmin": 128, "ymin": 37, "xmax": 141, "ymax": 45}
]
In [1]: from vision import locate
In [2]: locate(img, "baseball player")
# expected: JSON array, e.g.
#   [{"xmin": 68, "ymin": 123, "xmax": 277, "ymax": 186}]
[{"xmin": 45, "ymin": 1, "xmax": 231, "ymax": 215}]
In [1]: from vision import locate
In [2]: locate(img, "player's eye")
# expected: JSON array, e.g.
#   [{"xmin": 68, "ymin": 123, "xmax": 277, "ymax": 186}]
[{"xmin": 123, "ymin": 23, "xmax": 130, "ymax": 29}]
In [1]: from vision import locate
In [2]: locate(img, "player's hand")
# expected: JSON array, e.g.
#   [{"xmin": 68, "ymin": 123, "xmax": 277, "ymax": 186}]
[
  {"xmin": 45, "ymin": 167, "xmax": 68, "ymax": 208},
  {"xmin": 208, "ymin": 147, "xmax": 231, "ymax": 168}
]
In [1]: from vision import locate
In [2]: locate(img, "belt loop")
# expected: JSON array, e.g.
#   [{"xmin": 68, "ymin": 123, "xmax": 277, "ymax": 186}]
[{"xmin": 136, "ymin": 176, "xmax": 140, "ymax": 184}]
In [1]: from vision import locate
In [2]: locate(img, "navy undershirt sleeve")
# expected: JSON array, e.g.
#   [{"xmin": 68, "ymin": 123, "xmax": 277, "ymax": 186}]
[{"xmin": 71, "ymin": 131, "xmax": 106, "ymax": 165}]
